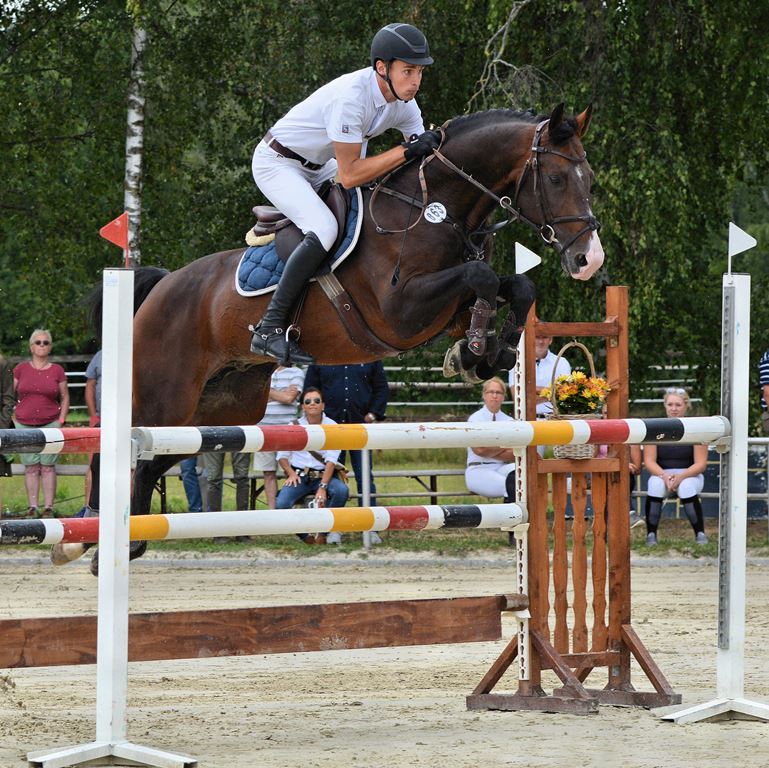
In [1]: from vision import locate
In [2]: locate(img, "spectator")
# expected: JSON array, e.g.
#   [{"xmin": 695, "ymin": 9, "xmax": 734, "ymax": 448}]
[
  {"xmin": 179, "ymin": 456, "xmax": 203, "ymax": 513},
  {"xmin": 628, "ymin": 444, "xmax": 644, "ymax": 528},
  {"xmin": 205, "ymin": 448, "xmax": 251, "ymax": 543},
  {"xmin": 642, "ymin": 387, "xmax": 708, "ymax": 546},
  {"xmin": 508, "ymin": 327, "xmax": 571, "ymax": 422},
  {"xmin": 84, "ymin": 349, "xmax": 102, "ymax": 507},
  {"xmin": 304, "ymin": 362, "xmax": 388, "ymax": 506},
  {"xmin": 275, "ymin": 387, "xmax": 349, "ymax": 545},
  {"xmin": 13, "ymin": 329, "xmax": 69, "ymax": 516},
  {"xmin": 758, "ymin": 347, "xmax": 769, "ymax": 435},
  {"xmin": 253, "ymin": 365, "xmax": 305, "ymax": 508},
  {"xmin": 0, "ymin": 350, "xmax": 14, "ymax": 478},
  {"xmin": 465, "ymin": 377, "xmax": 518, "ymax": 544}
]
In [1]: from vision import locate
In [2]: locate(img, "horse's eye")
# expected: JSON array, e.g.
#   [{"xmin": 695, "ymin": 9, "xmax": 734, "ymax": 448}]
[{"xmin": 548, "ymin": 174, "xmax": 562, "ymax": 185}]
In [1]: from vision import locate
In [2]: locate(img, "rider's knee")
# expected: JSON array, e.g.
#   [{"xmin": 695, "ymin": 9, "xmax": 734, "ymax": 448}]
[{"xmin": 311, "ymin": 216, "xmax": 338, "ymax": 252}]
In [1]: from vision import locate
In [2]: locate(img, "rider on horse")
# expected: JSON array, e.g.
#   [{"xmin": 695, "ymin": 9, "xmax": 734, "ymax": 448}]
[{"xmin": 250, "ymin": 22, "xmax": 440, "ymax": 365}]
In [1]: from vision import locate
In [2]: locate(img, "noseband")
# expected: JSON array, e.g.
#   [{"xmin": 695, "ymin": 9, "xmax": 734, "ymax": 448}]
[
  {"xmin": 370, "ymin": 118, "xmax": 600, "ymax": 257},
  {"xmin": 509, "ymin": 120, "xmax": 600, "ymax": 253}
]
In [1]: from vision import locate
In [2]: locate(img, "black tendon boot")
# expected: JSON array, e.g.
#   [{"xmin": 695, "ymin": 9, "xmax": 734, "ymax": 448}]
[
  {"xmin": 645, "ymin": 495, "xmax": 663, "ymax": 546},
  {"xmin": 250, "ymin": 232, "xmax": 329, "ymax": 365},
  {"xmin": 681, "ymin": 495, "xmax": 708, "ymax": 544}
]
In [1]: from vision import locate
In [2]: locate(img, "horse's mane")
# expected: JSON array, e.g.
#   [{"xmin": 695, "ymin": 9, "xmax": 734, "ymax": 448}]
[
  {"xmin": 446, "ymin": 108, "xmax": 578, "ymax": 146},
  {"xmin": 84, "ymin": 266, "xmax": 169, "ymax": 339}
]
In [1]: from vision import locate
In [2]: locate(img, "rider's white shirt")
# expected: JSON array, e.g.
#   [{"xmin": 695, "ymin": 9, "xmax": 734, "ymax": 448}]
[{"xmin": 271, "ymin": 67, "xmax": 424, "ymax": 165}]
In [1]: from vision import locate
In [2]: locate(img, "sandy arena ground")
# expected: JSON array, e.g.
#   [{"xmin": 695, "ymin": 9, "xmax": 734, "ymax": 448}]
[{"xmin": 1, "ymin": 550, "xmax": 768, "ymax": 768}]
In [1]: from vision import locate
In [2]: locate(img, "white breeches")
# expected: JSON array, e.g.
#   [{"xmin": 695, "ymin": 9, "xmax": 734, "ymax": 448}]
[
  {"xmin": 465, "ymin": 462, "xmax": 515, "ymax": 498},
  {"xmin": 647, "ymin": 470, "xmax": 704, "ymax": 500},
  {"xmin": 251, "ymin": 141, "xmax": 340, "ymax": 251}
]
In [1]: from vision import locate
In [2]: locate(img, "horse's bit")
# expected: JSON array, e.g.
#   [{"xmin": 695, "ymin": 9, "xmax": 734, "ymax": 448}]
[{"xmin": 370, "ymin": 118, "xmax": 601, "ymax": 256}]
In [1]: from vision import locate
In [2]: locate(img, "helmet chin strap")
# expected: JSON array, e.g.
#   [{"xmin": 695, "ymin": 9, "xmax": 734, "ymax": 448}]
[{"xmin": 377, "ymin": 62, "xmax": 409, "ymax": 102}]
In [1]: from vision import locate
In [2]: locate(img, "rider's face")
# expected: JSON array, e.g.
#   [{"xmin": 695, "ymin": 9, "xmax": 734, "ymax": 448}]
[{"xmin": 377, "ymin": 59, "xmax": 424, "ymax": 102}]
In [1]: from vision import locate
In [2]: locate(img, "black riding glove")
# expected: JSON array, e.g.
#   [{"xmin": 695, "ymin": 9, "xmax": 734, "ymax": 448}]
[{"xmin": 402, "ymin": 130, "xmax": 441, "ymax": 161}]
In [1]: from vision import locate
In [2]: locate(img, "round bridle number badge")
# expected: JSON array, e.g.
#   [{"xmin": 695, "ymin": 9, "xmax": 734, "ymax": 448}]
[{"xmin": 424, "ymin": 202, "xmax": 447, "ymax": 223}]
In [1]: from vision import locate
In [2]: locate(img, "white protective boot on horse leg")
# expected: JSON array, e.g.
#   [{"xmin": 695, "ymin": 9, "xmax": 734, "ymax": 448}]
[
  {"xmin": 250, "ymin": 231, "xmax": 329, "ymax": 366},
  {"xmin": 50, "ymin": 506, "xmax": 97, "ymax": 565}
]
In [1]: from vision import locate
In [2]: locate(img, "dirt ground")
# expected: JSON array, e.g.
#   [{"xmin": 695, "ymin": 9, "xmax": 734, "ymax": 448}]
[{"xmin": 1, "ymin": 550, "xmax": 768, "ymax": 768}]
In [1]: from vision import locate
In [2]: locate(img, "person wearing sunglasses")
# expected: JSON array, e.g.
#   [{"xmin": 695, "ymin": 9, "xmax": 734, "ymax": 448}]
[
  {"xmin": 275, "ymin": 387, "xmax": 349, "ymax": 544},
  {"xmin": 12, "ymin": 329, "xmax": 69, "ymax": 517},
  {"xmin": 642, "ymin": 387, "xmax": 708, "ymax": 546}
]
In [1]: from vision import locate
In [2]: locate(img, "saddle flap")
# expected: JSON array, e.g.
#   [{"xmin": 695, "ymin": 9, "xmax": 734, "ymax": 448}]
[{"xmin": 250, "ymin": 182, "xmax": 351, "ymax": 254}]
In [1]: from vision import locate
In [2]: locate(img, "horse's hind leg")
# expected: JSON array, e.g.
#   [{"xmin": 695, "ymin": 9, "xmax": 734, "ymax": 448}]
[{"xmin": 88, "ymin": 453, "xmax": 185, "ymax": 576}]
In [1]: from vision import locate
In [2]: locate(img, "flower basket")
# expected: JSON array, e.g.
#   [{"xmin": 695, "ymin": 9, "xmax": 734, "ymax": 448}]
[{"xmin": 544, "ymin": 341, "xmax": 610, "ymax": 460}]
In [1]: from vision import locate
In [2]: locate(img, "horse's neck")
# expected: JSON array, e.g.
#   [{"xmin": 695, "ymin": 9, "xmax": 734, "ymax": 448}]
[{"xmin": 428, "ymin": 122, "xmax": 534, "ymax": 225}]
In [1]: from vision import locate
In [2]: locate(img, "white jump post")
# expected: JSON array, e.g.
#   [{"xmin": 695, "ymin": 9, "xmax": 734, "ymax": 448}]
[
  {"xmin": 663, "ymin": 224, "xmax": 769, "ymax": 723},
  {"xmin": 28, "ymin": 269, "xmax": 196, "ymax": 768}
]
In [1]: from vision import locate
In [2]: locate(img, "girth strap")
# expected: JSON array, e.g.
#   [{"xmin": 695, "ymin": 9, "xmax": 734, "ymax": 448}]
[{"xmin": 314, "ymin": 273, "xmax": 406, "ymax": 357}]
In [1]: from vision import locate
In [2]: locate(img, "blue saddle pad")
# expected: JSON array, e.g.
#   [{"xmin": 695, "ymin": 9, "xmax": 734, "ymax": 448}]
[{"xmin": 236, "ymin": 187, "xmax": 361, "ymax": 296}]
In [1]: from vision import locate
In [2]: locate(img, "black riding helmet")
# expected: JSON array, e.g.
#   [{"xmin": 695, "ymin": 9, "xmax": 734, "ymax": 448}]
[{"xmin": 370, "ymin": 23, "xmax": 432, "ymax": 102}]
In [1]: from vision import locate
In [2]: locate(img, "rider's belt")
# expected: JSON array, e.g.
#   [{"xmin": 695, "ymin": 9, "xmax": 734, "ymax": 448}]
[
  {"xmin": 293, "ymin": 466, "xmax": 323, "ymax": 478},
  {"xmin": 264, "ymin": 131, "xmax": 324, "ymax": 171},
  {"xmin": 467, "ymin": 461, "xmax": 498, "ymax": 466}
]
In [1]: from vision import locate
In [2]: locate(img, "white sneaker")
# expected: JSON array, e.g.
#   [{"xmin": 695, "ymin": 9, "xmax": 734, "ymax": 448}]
[
  {"xmin": 646, "ymin": 532, "xmax": 657, "ymax": 546},
  {"xmin": 326, "ymin": 532, "xmax": 342, "ymax": 545},
  {"xmin": 629, "ymin": 511, "xmax": 644, "ymax": 529},
  {"xmin": 695, "ymin": 532, "xmax": 708, "ymax": 545},
  {"xmin": 368, "ymin": 531, "xmax": 383, "ymax": 545}
]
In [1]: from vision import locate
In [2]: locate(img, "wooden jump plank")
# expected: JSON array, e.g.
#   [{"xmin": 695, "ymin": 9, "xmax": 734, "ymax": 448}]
[{"xmin": 0, "ymin": 595, "xmax": 523, "ymax": 669}]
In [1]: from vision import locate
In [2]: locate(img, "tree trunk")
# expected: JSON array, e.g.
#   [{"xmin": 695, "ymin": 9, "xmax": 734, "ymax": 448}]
[{"xmin": 124, "ymin": 20, "xmax": 146, "ymax": 267}]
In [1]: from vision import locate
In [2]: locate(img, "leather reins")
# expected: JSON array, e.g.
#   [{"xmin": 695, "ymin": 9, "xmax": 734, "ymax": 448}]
[{"xmin": 369, "ymin": 118, "xmax": 600, "ymax": 255}]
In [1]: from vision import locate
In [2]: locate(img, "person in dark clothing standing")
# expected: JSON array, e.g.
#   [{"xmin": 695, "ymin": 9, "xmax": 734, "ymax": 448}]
[
  {"xmin": 0, "ymin": 352, "xmax": 15, "ymax": 478},
  {"xmin": 304, "ymin": 362, "xmax": 388, "ymax": 508}
]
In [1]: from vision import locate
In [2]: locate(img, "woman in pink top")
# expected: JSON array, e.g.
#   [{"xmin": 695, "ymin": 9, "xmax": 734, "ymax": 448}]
[{"xmin": 13, "ymin": 329, "xmax": 69, "ymax": 516}]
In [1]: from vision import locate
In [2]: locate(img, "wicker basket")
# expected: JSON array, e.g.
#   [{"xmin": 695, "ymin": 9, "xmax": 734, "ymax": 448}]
[{"xmin": 548, "ymin": 340, "xmax": 603, "ymax": 460}]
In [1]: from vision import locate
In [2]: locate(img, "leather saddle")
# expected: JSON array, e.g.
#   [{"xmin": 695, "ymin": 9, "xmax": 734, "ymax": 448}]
[{"xmin": 250, "ymin": 181, "xmax": 350, "ymax": 262}]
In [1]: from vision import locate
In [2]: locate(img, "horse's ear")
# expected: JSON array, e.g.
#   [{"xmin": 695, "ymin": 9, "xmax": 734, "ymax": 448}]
[
  {"xmin": 548, "ymin": 102, "xmax": 565, "ymax": 131},
  {"xmin": 576, "ymin": 104, "xmax": 593, "ymax": 138}
]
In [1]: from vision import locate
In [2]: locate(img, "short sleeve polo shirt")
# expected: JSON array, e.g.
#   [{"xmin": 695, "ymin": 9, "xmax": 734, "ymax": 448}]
[{"xmin": 270, "ymin": 67, "xmax": 425, "ymax": 165}]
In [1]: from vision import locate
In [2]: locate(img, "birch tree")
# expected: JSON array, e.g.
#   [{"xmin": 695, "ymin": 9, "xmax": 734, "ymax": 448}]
[{"xmin": 124, "ymin": 0, "xmax": 145, "ymax": 267}]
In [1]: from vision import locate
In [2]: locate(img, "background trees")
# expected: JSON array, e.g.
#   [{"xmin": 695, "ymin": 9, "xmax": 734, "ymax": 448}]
[{"xmin": 1, "ymin": 0, "xmax": 767, "ymax": 418}]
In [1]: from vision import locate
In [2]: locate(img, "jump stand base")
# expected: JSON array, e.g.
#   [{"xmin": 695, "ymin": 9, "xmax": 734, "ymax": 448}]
[
  {"xmin": 27, "ymin": 740, "xmax": 197, "ymax": 768},
  {"xmin": 661, "ymin": 697, "xmax": 769, "ymax": 724},
  {"xmin": 467, "ymin": 692, "xmax": 599, "ymax": 715}
]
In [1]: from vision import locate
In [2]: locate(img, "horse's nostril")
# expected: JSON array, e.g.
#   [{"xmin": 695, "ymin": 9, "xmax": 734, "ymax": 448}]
[{"xmin": 576, "ymin": 254, "xmax": 588, "ymax": 269}]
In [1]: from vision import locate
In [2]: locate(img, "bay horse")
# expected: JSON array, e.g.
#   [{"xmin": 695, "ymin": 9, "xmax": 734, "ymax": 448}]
[{"xmin": 77, "ymin": 103, "xmax": 603, "ymax": 572}]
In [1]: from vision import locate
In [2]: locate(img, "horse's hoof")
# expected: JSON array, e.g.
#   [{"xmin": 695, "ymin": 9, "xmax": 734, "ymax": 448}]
[
  {"xmin": 89, "ymin": 540, "xmax": 148, "ymax": 577},
  {"xmin": 460, "ymin": 365, "xmax": 484, "ymax": 385},
  {"xmin": 442, "ymin": 341, "xmax": 463, "ymax": 378},
  {"xmin": 50, "ymin": 542, "xmax": 91, "ymax": 566},
  {"xmin": 496, "ymin": 343, "xmax": 517, "ymax": 371}
]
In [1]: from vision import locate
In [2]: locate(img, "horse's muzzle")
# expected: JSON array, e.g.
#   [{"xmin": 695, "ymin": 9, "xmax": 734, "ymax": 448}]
[{"xmin": 566, "ymin": 232, "xmax": 604, "ymax": 281}]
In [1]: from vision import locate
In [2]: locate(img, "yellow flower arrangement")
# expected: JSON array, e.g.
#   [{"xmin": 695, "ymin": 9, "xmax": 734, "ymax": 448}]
[{"xmin": 540, "ymin": 370, "xmax": 611, "ymax": 415}]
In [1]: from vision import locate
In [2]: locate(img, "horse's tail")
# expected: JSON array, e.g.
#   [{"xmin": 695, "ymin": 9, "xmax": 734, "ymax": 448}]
[{"xmin": 84, "ymin": 266, "xmax": 170, "ymax": 338}]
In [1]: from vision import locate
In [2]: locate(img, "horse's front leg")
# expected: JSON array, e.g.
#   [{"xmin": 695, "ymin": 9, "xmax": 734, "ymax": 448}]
[
  {"xmin": 390, "ymin": 261, "xmax": 502, "ymax": 380},
  {"xmin": 491, "ymin": 273, "xmax": 537, "ymax": 371}
]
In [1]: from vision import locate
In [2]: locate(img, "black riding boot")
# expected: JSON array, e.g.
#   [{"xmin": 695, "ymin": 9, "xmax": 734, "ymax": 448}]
[{"xmin": 250, "ymin": 231, "xmax": 328, "ymax": 365}]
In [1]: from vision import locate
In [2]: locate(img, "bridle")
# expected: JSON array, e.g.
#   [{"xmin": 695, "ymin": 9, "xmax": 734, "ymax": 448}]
[{"xmin": 370, "ymin": 118, "xmax": 600, "ymax": 256}]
